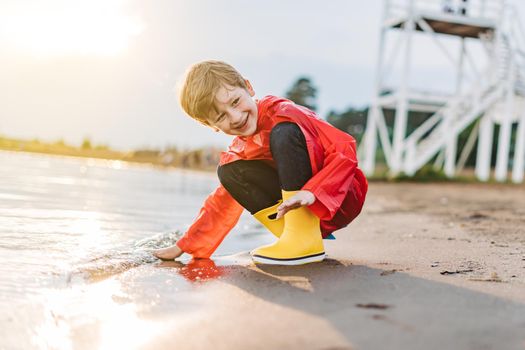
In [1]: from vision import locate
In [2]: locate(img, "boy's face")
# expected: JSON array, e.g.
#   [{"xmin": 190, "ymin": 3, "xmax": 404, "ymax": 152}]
[{"xmin": 208, "ymin": 81, "xmax": 258, "ymax": 136}]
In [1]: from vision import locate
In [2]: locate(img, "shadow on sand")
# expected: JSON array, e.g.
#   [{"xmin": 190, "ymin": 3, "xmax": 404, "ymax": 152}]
[{"xmin": 150, "ymin": 256, "xmax": 525, "ymax": 350}]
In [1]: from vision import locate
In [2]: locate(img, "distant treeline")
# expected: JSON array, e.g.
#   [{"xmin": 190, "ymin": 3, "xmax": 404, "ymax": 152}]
[
  {"xmin": 288, "ymin": 76, "xmax": 518, "ymax": 169},
  {"xmin": 0, "ymin": 136, "xmax": 221, "ymax": 171},
  {"xmin": 4, "ymin": 76, "xmax": 515, "ymax": 172}
]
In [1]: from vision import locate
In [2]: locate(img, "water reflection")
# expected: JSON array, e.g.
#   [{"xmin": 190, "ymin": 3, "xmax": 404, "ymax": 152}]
[
  {"xmin": 156, "ymin": 258, "xmax": 226, "ymax": 282},
  {"xmin": 34, "ymin": 279, "xmax": 165, "ymax": 350},
  {"xmin": 32, "ymin": 258, "xmax": 233, "ymax": 349}
]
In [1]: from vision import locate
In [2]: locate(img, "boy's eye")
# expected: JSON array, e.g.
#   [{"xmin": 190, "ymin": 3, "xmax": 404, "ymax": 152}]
[
  {"xmin": 232, "ymin": 98, "xmax": 239, "ymax": 106},
  {"xmin": 217, "ymin": 114, "xmax": 225, "ymax": 122}
]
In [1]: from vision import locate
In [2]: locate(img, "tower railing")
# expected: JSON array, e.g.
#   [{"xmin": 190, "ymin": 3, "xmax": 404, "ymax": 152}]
[{"xmin": 385, "ymin": 0, "xmax": 504, "ymax": 21}]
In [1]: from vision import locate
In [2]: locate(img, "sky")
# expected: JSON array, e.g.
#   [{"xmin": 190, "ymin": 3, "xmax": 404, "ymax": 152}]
[{"xmin": 1, "ymin": 0, "xmax": 524, "ymax": 150}]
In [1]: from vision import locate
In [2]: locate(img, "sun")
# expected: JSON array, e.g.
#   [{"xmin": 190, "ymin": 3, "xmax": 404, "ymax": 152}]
[{"xmin": 1, "ymin": 0, "xmax": 143, "ymax": 57}]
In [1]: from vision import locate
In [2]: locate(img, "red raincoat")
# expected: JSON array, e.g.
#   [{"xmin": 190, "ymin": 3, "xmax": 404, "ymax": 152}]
[{"xmin": 176, "ymin": 96, "xmax": 368, "ymax": 258}]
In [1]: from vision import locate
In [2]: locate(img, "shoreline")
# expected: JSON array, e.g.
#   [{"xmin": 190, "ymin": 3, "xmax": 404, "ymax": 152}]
[
  {"xmin": 0, "ymin": 137, "xmax": 219, "ymax": 172},
  {"xmin": 0, "ymin": 148, "xmax": 217, "ymax": 174}
]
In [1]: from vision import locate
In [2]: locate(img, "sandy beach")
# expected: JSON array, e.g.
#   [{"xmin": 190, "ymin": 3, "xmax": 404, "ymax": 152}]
[
  {"xmin": 53, "ymin": 181, "xmax": 525, "ymax": 350},
  {"xmin": 6, "ymin": 1, "xmax": 525, "ymax": 349}
]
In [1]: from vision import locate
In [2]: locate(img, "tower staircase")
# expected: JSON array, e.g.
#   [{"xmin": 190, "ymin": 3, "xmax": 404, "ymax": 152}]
[{"xmin": 361, "ymin": 0, "xmax": 525, "ymax": 183}]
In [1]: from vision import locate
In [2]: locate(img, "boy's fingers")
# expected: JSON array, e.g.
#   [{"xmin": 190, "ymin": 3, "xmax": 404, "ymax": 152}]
[
  {"xmin": 278, "ymin": 199, "xmax": 294, "ymax": 211},
  {"xmin": 276, "ymin": 199, "xmax": 308, "ymax": 219},
  {"xmin": 276, "ymin": 202, "xmax": 299, "ymax": 218}
]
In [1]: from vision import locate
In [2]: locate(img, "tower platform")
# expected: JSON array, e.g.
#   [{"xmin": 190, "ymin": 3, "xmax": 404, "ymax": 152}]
[{"xmin": 389, "ymin": 13, "xmax": 495, "ymax": 38}]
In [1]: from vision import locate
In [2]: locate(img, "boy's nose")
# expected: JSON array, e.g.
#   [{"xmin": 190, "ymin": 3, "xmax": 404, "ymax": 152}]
[{"xmin": 230, "ymin": 110, "xmax": 244, "ymax": 127}]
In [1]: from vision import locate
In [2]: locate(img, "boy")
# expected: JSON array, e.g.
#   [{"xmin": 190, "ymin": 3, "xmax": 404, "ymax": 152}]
[{"xmin": 154, "ymin": 60, "xmax": 367, "ymax": 265}]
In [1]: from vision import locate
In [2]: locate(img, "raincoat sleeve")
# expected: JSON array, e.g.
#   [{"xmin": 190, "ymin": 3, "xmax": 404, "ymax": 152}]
[
  {"xmin": 301, "ymin": 141, "xmax": 358, "ymax": 221},
  {"xmin": 176, "ymin": 184, "xmax": 244, "ymax": 258}
]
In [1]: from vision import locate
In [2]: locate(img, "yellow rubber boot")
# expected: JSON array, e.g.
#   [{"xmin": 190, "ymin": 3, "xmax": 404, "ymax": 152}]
[
  {"xmin": 251, "ymin": 190, "xmax": 325, "ymax": 265},
  {"xmin": 253, "ymin": 201, "xmax": 284, "ymax": 238}
]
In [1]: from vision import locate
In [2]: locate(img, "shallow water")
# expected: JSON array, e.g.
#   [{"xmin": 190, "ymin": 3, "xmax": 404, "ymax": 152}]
[{"xmin": 0, "ymin": 151, "xmax": 272, "ymax": 349}]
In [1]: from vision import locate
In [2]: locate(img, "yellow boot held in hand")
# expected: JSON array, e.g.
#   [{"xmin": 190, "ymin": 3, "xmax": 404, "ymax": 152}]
[
  {"xmin": 251, "ymin": 190, "xmax": 325, "ymax": 265},
  {"xmin": 253, "ymin": 201, "xmax": 284, "ymax": 238}
]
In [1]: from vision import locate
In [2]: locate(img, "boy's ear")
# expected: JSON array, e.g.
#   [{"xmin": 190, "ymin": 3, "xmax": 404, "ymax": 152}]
[{"xmin": 245, "ymin": 79, "xmax": 255, "ymax": 97}]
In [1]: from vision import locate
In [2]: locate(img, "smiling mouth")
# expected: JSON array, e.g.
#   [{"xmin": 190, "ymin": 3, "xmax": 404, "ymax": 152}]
[{"xmin": 235, "ymin": 115, "xmax": 249, "ymax": 130}]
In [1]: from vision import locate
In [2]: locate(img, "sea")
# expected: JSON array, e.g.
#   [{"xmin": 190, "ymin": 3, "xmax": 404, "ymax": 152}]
[{"xmin": 0, "ymin": 150, "xmax": 272, "ymax": 350}]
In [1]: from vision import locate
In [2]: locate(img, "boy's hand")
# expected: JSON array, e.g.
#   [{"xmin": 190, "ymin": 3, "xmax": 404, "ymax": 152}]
[
  {"xmin": 153, "ymin": 244, "xmax": 183, "ymax": 261},
  {"xmin": 276, "ymin": 190, "xmax": 315, "ymax": 219}
]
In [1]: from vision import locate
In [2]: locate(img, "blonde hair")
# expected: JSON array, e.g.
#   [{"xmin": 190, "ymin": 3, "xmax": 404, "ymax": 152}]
[{"xmin": 178, "ymin": 60, "xmax": 248, "ymax": 125}]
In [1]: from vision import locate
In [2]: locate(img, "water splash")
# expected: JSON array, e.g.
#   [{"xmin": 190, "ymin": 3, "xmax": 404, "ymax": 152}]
[
  {"xmin": 133, "ymin": 230, "xmax": 183, "ymax": 250},
  {"xmin": 69, "ymin": 230, "xmax": 184, "ymax": 282}
]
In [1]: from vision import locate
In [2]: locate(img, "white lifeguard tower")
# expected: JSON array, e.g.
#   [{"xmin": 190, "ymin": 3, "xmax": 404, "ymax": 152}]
[{"xmin": 360, "ymin": 0, "xmax": 525, "ymax": 183}]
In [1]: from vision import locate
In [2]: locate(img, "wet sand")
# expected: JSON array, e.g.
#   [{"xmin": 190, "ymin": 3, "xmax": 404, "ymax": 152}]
[{"xmin": 66, "ymin": 182, "xmax": 525, "ymax": 349}]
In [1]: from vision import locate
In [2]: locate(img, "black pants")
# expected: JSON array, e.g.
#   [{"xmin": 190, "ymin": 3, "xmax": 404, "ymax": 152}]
[{"xmin": 217, "ymin": 122, "xmax": 312, "ymax": 214}]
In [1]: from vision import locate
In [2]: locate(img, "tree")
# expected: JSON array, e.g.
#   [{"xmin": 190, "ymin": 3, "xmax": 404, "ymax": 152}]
[
  {"xmin": 285, "ymin": 77, "xmax": 318, "ymax": 111},
  {"xmin": 81, "ymin": 137, "xmax": 92, "ymax": 150},
  {"xmin": 326, "ymin": 107, "xmax": 368, "ymax": 143}
]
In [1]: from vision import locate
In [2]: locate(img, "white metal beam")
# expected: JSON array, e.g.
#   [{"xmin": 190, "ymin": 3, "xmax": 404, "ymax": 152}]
[
  {"xmin": 444, "ymin": 128, "xmax": 457, "ymax": 177},
  {"xmin": 475, "ymin": 113, "xmax": 494, "ymax": 181},
  {"xmin": 495, "ymin": 55, "xmax": 515, "ymax": 182},
  {"xmin": 456, "ymin": 120, "xmax": 481, "ymax": 173},
  {"xmin": 391, "ymin": 5, "xmax": 415, "ymax": 174},
  {"xmin": 362, "ymin": 4, "xmax": 390, "ymax": 175},
  {"xmin": 362, "ymin": 105, "xmax": 379, "ymax": 175},
  {"xmin": 433, "ymin": 149, "xmax": 445, "ymax": 170},
  {"xmin": 512, "ymin": 111, "xmax": 525, "ymax": 183}
]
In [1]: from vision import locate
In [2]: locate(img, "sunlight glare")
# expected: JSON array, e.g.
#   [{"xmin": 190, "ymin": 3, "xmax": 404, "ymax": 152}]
[
  {"xmin": 34, "ymin": 280, "xmax": 163, "ymax": 350},
  {"xmin": 1, "ymin": 0, "xmax": 144, "ymax": 57}
]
